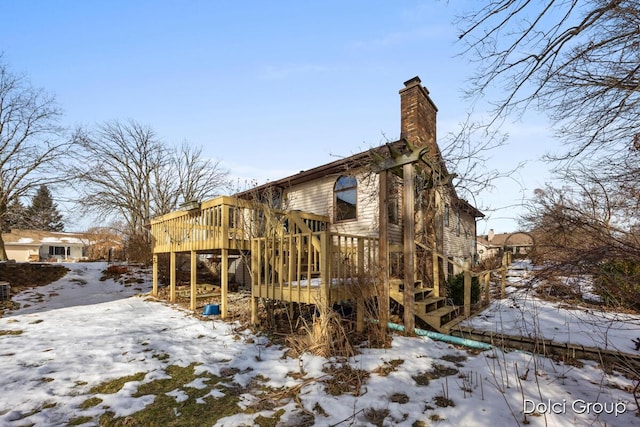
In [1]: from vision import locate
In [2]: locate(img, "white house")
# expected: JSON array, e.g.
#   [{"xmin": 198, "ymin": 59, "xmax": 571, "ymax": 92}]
[{"xmin": 2, "ymin": 230, "xmax": 88, "ymax": 262}]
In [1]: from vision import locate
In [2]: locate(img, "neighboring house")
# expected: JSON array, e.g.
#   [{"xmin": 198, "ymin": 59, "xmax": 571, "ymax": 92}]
[
  {"xmin": 150, "ymin": 76, "xmax": 485, "ymax": 333},
  {"xmin": 476, "ymin": 229, "xmax": 534, "ymax": 261},
  {"xmin": 2, "ymin": 229, "xmax": 89, "ymax": 262}
]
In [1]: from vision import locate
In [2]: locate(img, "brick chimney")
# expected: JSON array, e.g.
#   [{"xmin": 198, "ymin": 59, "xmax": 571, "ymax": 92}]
[
  {"xmin": 488, "ymin": 229, "xmax": 495, "ymax": 242},
  {"xmin": 399, "ymin": 76, "xmax": 439, "ymax": 159}
]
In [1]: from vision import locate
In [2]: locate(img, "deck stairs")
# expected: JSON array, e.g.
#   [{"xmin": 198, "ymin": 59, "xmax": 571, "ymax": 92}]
[{"xmin": 389, "ymin": 279, "xmax": 464, "ymax": 333}]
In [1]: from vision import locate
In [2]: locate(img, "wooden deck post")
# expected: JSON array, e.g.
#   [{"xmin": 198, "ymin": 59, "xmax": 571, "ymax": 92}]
[
  {"xmin": 221, "ymin": 248, "xmax": 229, "ymax": 319},
  {"xmin": 170, "ymin": 251, "xmax": 176, "ymax": 303},
  {"xmin": 320, "ymin": 230, "xmax": 331, "ymax": 305},
  {"xmin": 463, "ymin": 261, "xmax": 472, "ymax": 318},
  {"xmin": 221, "ymin": 204, "xmax": 230, "ymax": 319},
  {"xmin": 152, "ymin": 254, "xmax": 158, "ymax": 296},
  {"xmin": 251, "ymin": 239, "xmax": 259, "ymax": 325},
  {"xmin": 483, "ymin": 272, "xmax": 490, "ymax": 306},
  {"xmin": 356, "ymin": 239, "xmax": 365, "ymax": 332},
  {"xmin": 403, "ymin": 163, "xmax": 415, "ymax": 335},
  {"xmin": 190, "ymin": 250, "xmax": 197, "ymax": 311},
  {"xmin": 378, "ymin": 170, "xmax": 390, "ymax": 330},
  {"xmin": 432, "ymin": 251, "xmax": 440, "ymax": 297},
  {"xmin": 501, "ymin": 252, "xmax": 508, "ymax": 299}
]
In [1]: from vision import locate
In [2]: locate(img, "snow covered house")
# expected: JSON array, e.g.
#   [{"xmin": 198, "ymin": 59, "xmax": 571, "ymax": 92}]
[
  {"xmin": 2, "ymin": 229, "xmax": 88, "ymax": 262},
  {"xmin": 150, "ymin": 77, "xmax": 485, "ymax": 333}
]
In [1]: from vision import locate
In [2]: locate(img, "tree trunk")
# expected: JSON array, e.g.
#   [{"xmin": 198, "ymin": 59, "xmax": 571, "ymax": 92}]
[{"xmin": 0, "ymin": 236, "xmax": 8, "ymax": 261}]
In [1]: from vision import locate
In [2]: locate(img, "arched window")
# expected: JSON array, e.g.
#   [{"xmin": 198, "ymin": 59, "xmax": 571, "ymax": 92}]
[{"xmin": 334, "ymin": 176, "xmax": 357, "ymax": 221}]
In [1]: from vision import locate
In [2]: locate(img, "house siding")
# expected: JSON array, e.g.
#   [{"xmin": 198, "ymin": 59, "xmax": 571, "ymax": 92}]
[
  {"xmin": 440, "ymin": 191, "xmax": 478, "ymax": 275},
  {"xmin": 283, "ymin": 172, "xmax": 402, "ymax": 243},
  {"xmin": 6, "ymin": 245, "xmax": 40, "ymax": 262}
]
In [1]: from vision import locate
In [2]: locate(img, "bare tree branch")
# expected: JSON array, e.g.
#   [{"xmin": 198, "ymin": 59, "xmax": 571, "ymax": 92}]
[{"xmin": 0, "ymin": 57, "xmax": 68, "ymax": 260}]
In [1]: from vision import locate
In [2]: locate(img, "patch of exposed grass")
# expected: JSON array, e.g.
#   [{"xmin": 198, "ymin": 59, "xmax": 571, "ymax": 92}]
[
  {"xmin": 440, "ymin": 354, "xmax": 467, "ymax": 366},
  {"xmin": 433, "ymin": 395, "xmax": 455, "ymax": 408},
  {"xmin": 67, "ymin": 415, "xmax": 93, "ymax": 426},
  {"xmin": 12, "ymin": 401, "xmax": 57, "ymax": 422},
  {"xmin": 313, "ymin": 402, "xmax": 328, "ymax": 417},
  {"xmin": 389, "ymin": 392, "xmax": 409, "ymax": 403},
  {"xmin": 322, "ymin": 363, "xmax": 370, "ymax": 396},
  {"xmin": 364, "ymin": 408, "xmax": 389, "ymax": 427},
  {"xmin": 100, "ymin": 363, "xmax": 242, "ymax": 427},
  {"xmin": 373, "ymin": 359, "xmax": 404, "ymax": 376},
  {"xmin": 89, "ymin": 372, "xmax": 146, "ymax": 394},
  {"xmin": 0, "ymin": 329, "xmax": 23, "ymax": 336},
  {"xmin": 429, "ymin": 413, "xmax": 445, "ymax": 422},
  {"xmin": 79, "ymin": 397, "xmax": 103, "ymax": 409},
  {"xmin": 254, "ymin": 409, "xmax": 285, "ymax": 427},
  {"xmin": 152, "ymin": 352, "xmax": 170, "ymax": 361},
  {"xmin": 413, "ymin": 363, "xmax": 459, "ymax": 387}
]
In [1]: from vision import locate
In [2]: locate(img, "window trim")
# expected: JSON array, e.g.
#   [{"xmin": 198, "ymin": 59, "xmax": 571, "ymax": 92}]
[{"xmin": 334, "ymin": 175, "xmax": 358, "ymax": 222}]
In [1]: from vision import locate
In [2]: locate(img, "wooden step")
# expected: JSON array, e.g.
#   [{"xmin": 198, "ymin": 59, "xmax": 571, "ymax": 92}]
[
  {"xmin": 438, "ymin": 315, "xmax": 466, "ymax": 334},
  {"xmin": 389, "ymin": 280, "xmax": 433, "ymax": 302},
  {"xmin": 415, "ymin": 297, "xmax": 447, "ymax": 313},
  {"xmin": 417, "ymin": 305, "xmax": 458, "ymax": 331}
]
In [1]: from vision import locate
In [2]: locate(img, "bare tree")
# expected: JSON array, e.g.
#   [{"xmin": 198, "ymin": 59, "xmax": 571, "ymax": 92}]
[
  {"xmin": 72, "ymin": 120, "xmax": 164, "ymax": 261},
  {"xmin": 457, "ymin": 1, "xmax": 640, "ymax": 308},
  {"xmin": 457, "ymin": 0, "xmax": 640, "ymax": 160},
  {"xmin": 0, "ymin": 58, "xmax": 68, "ymax": 260},
  {"xmin": 152, "ymin": 142, "xmax": 230, "ymax": 216},
  {"xmin": 72, "ymin": 120, "xmax": 229, "ymax": 262},
  {"xmin": 522, "ymin": 161, "xmax": 640, "ymax": 309},
  {"xmin": 440, "ymin": 114, "xmax": 524, "ymax": 216}
]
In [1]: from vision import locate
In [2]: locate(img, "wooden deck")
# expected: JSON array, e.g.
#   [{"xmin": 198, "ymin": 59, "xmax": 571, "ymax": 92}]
[
  {"xmin": 150, "ymin": 195, "xmax": 507, "ymax": 334},
  {"xmin": 150, "ymin": 196, "xmax": 256, "ymax": 253},
  {"xmin": 149, "ymin": 196, "xmax": 379, "ymax": 323}
]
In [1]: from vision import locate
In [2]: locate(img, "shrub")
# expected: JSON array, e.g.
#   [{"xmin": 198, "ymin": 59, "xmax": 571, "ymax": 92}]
[
  {"xmin": 594, "ymin": 258, "xmax": 640, "ymax": 311},
  {"xmin": 445, "ymin": 273, "xmax": 480, "ymax": 306}
]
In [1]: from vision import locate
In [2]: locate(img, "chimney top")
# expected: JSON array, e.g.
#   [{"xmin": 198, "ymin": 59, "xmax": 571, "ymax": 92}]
[{"xmin": 403, "ymin": 76, "xmax": 422, "ymax": 88}]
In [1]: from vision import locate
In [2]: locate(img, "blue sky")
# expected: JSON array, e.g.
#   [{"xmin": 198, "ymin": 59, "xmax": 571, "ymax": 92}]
[{"xmin": 1, "ymin": 1, "xmax": 554, "ymax": 233}]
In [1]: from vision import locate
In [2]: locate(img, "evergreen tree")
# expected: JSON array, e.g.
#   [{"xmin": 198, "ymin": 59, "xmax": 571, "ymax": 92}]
[
  {"xmin": 2, "ymin": 200, "xmax": 27, "ymax": 232},
  {"xmin": 25, "ymin": 185, "xmax": 64, "ymax": 231}
]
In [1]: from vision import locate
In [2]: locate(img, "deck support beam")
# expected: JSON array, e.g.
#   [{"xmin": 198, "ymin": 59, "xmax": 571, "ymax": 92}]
[
  {"xmin": 251, "ymin": 239, "xmax": 259, "ymax": 325},
  {"xmin": 221, "ymin": 248, "xmax": 229, "ymax": 319},
  {"xmin": 170, "ymin": 251, "xmax": 176, "ymax": 303},
  {"xmin": 402, "ymin": 163, "xmax": 415, "ymax": 335},
  {"xmin": 378, "ymin": 169, "xmax": 390, "ymax": 331},
  {"xmin": 356, "ymin": 239, "xmax": 365, "ymax": 332},
  {"xmin": 152, "ymin": 254, "xmax": 158, "ymax": 296},
  {"xmin": 432, "ymin": 251, "xmax": 440, "ymax": 297},
  {"xmin": 463, "ymin": 261, "xmax": 471, "ymax": 318},
  {"xmin": 190, "ymin": 250, "xmax": 197, "ymax": 311}
]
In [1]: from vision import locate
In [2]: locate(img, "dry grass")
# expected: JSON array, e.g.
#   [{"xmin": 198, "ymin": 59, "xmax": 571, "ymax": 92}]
[
  {"xmin": 285, "ymin": 302, "xmax": 356, "ymax": 359},
  {"xmin": 322, "ymin": 362, "xmax": 370, "ymax": 396}
]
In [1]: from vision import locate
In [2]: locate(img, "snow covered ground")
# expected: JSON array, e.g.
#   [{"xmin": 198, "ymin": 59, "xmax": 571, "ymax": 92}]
[
  {"xmin": 0, "ymin": 262, "xmax": 638, "ymax": 426},
  {"xmin": 462, "ymin": 260, "xmax": 640, "ymax": 352}
]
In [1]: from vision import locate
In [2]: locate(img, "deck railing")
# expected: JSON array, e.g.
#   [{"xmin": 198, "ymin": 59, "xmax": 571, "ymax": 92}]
[
  {"xmin": 251, "ymin": 231, "xmax": 379, "ymax": 305},
  {"xmin": 150, "ymin": 196, "xmax": 330, "ymax": 254}
]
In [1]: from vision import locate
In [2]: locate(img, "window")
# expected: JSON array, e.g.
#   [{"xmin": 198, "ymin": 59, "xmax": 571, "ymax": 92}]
[
  {"xmin": 335, "ymin": 176, "xmax": 357, "ymax": 221},
  {"xmin": 388, "ymin": 177, "xmax": 400, "ymax": 225},
  {"xmin": 48, "ymin": 246, "xmax": 69, "ymax": 256},
  {"xmin": 444, "ymin": 204, "xmax": 450, "ymax": 227}
]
